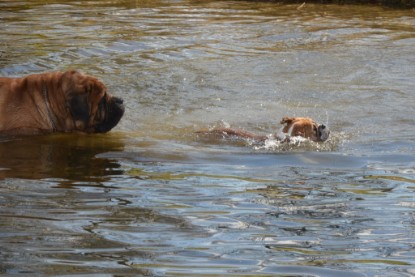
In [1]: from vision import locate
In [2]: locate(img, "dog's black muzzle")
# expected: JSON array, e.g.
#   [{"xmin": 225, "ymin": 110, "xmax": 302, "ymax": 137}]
[
  {"xmin": 317, "ymin": 124, "xmax": 330, "ymax": 141},
  {"xmin": 95, "ymin": 96, "xmax": 125, "ymax": 133}
]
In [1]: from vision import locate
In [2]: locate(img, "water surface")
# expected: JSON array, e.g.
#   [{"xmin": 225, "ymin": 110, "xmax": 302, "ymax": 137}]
[{"xmin": 1, "ymin": 1, "xmax": 415, "ymax": 276}]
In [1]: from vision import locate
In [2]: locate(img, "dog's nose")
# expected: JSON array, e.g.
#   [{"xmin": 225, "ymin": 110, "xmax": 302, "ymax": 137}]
[{"xmin": 320, "ymin": 124, "xmax": 326, "ymax": 129}]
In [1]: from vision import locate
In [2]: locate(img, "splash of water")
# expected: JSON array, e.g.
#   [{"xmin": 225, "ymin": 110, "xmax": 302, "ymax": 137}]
[
  {"xmin": 202, "ymin": 119, "xmax": 348, "ymax": 152},
  {"xmin": 325, "ymin": 111, "xmax": 329, "ymax": 127},
  {"xmin": 251, "ymin": 132, "xmax": 346, "ymax": 152}
]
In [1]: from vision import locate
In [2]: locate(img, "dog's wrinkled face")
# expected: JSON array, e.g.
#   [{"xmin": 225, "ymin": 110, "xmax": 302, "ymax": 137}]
[
  {"xmin": 61, "ymin": 70, "xmax": 125, "ymax": 133},
  {"xmin": 280, "ymin": 116, "xmax": 330, "ymax": 142}
]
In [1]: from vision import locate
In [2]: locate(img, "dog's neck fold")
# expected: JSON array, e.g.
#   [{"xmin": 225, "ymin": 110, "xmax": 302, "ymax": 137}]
[{"xmin": 42, "ymin": 85, "xmax": 57, "ymax": 131}]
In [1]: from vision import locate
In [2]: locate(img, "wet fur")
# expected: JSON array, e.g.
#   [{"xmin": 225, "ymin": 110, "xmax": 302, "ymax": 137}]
[
  {"xmin": 0, "ymin": 70, "xmax": 124, "ymax": 135},
  {"xmin": 199, "ymin": 117, "xmax": 329, "ymax": 143}
]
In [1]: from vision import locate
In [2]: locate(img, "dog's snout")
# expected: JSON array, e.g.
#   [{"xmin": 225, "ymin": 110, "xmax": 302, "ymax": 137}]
[
  {"xmin": 318, "ymin": 124, "xmax": 330, "ymax": 142},
  {"xmin": 114, "ymin": 97, "xmax": 124, "ymax": 105}
]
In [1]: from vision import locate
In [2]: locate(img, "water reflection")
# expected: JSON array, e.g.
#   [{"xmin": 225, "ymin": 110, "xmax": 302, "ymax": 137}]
[{"xmin": 0, "ymin": 133, "xmax": 124, "ymax": 182}]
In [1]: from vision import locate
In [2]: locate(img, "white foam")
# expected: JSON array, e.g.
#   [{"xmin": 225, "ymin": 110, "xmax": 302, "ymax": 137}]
[
  {"xmin": 275, "ymin": 126, "xmax": 289, "ymax": 140},
  {"xmin": 251, "ymin": 132, "xmax": 345, "ymax": 152}
]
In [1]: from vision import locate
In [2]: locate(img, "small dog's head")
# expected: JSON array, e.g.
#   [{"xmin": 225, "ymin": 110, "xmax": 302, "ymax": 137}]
[{"xmin": 280, "ymin": 117, "xmax": 330, "ymax": 142}]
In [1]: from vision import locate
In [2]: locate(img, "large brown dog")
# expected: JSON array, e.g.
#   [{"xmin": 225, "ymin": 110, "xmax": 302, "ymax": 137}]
[
  {"xmin": 200, "ymin": 117, "xmax": 330, "ymax": 142},
  {"xmin": 0, "ymin": 70, "xmax": 124, "ymax": 135}
]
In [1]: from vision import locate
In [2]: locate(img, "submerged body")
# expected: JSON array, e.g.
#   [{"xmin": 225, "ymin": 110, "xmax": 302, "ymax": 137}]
[{"xmin": 201, "ymin": 117, "xmax": 330, "ymax": 143}]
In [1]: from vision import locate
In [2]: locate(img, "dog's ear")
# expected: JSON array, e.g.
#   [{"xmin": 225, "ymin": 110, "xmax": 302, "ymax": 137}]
[
  {"xmin": 61, "ymin": 70, "xmax": 82, "ymax": 92},
  {"xmin": 280, "ymin": 117, "xmax": 295, "ymax": 125}
]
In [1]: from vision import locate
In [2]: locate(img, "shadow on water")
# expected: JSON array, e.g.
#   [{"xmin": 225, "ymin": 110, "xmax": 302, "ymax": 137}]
[{"xmin": 0, "ymin": 133, "xmax": 125, "ymax": 183}]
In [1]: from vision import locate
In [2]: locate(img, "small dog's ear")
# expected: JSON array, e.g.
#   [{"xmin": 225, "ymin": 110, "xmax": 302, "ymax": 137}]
[{"xmin": 280, "ymin": 117, "xmax": 294, "ymax": 125}]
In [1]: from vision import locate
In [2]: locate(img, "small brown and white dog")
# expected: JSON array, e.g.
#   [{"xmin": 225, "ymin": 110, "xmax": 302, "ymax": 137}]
[{"xmin": 200, "ymin": 117, "xmax": 330, "ymax": 143}]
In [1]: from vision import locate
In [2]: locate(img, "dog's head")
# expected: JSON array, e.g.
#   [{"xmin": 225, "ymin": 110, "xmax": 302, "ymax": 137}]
[
  {"xmin": 61, "ymin": 70, "xmax": 125, "ymax": 133},
  {"xmin": 280, "ymin": 116, "xmax": 330, "ymax": 142}
]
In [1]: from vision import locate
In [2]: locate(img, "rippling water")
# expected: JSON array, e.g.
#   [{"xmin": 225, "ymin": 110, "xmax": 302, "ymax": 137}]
[{"xmin": 1, "ymin": 1, "xmax": 415, "ymax": 276}]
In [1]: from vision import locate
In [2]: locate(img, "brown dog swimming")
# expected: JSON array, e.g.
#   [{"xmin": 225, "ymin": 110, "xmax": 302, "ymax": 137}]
[
  {"xmin": 0, "ymin": 70, "xmax": 124, "ymax": 135},
  {"xmin": 200, "ymin": 117, "xmax": 330, "ymax": 143}
]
